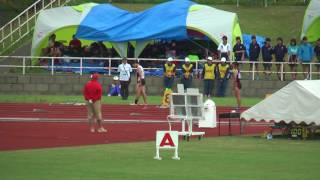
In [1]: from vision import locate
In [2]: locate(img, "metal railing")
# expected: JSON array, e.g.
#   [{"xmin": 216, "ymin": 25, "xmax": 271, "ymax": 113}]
[
  {"xmin": 0, "ymin": 56, "xmax": 319, "ymax": 81},
  {"xmin": 0, "ymin": 0, "xmax": 71, "ymax": 55}
]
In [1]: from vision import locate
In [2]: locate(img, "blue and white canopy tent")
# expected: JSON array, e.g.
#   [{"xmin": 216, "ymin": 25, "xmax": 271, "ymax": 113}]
[{"xmin": 32, "ymin": 0, "xmax": 242, "ymax": 59}]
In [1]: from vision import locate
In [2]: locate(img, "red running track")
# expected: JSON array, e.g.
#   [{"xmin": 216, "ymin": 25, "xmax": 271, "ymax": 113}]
[{"xmin": 0, "ymin": 103, "xmax": 269, "ymax": 151}]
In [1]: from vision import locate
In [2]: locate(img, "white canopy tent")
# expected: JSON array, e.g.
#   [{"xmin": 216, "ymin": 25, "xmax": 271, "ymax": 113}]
[
  {"xmin": 241, "ymin": 80, "xmax": 320, "ymax": 125},
  {"xmin": 301, "ymin": 0, "xmax": 320, "ymax": 42},
  {"xmin": 31, "ymin": 2, "xmax": 242, "ymax": 58}
]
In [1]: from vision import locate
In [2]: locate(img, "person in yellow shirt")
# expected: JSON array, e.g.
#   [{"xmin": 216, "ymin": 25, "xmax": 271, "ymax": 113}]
[
  {"xmin": 216, "ymin": 57, "xmax": 230, "ymax": 97},
  {"xmin": 181, "ymin": 57, "xmax": 194, "ymax": 90},
  {"xmin": 163, "ymin": 57, "xmax": 176, "ymax": 89},
  {"xmin": 202, "ymin": 56, "xmax": 217, "ymax": 98}
]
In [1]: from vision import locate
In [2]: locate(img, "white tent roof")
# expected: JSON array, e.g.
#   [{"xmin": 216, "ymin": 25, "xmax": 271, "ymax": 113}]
[
  {"xmin": 187, "ymin": 4, "xmax": 240, "ymax": 45},
  {"xmin": 241, "ymin": 80, "xmax": 320, "ymax": 125},
  {"xmin": 31, "ymin": 6, "xmax": 92, "ymax": 56},
  {"xmin": 31, "ymin": 3, "xmax": 241, "ymax": 57}
]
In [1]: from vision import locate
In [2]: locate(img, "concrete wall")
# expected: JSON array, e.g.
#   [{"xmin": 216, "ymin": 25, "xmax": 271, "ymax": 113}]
[{"xmin": 0, "ymin": 74, "xmax": 291, "ymax": 97}]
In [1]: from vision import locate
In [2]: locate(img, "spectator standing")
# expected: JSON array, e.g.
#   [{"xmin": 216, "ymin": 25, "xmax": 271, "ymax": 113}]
[
  {"xmin": 202, "ymin": 57, "xmax": 217, "ymax": 98},
  {"xmin": 163, "ymin": 57, "xmax": 176, "ymax": 89},
  {"xmin": 287, "ymin": 38, "xmax": 299, "ymax": 80},
  {"xmin": 314, "ymin": 38, "xmax": 320, "ymax": 78},
  {"xmin": 106, "ymin": 76, "xmax": 121, "ymax": 96},
  {"xmin": 249, "ymin": 35, "xmax": 260, "ymax": 80},
  {"xmin": 132, "ymin": 61, "xmax": 148, "ymax": 106},
  {"xmin": 298, "ymin": 36, "xmax": 314, "ymax": 79},
  {"xmin": 274, "ymin": 37, "xmax": 288, "ymax": 80},
  {"xmin": 233, "ymin": 36, "xmax": 246, "ymax": 62},
  {"xmin": 181, "ymin": 57, "xmax": 194, "ymax": 90},
  {"xmin": 83, "ymin": 73, "xmax": 107, "ymax": 133},
  {"xmin": 217, "ymin": 36, "xmax": 232, "ymax": 61},
  {"xmin": 261, "ymin": 38, "xmax": 273, "ymax": 80},
  {"xmin": 117, "ymin": 58, "xmax": 132, "ymax": 100},
  {"xmin": 216, "ymin": 57, "xmax": 230, "ymax": 97}
]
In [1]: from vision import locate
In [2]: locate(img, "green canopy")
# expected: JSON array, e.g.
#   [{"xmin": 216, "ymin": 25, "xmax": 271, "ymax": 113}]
[{"xmin": 301, "ymin": 0, "xmax": 320, "ymax": 42}]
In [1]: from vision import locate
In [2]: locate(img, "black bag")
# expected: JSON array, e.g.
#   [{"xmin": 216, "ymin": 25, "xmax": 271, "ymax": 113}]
[{"xmin": 140, "ymin": 79, "xmax": 146, "ymax": 86}]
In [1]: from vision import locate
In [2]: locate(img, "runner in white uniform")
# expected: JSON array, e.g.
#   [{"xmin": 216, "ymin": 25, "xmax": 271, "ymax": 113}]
[{"xmin": 132, "ymin": 61, "xmax": 148, "ymax": 106}]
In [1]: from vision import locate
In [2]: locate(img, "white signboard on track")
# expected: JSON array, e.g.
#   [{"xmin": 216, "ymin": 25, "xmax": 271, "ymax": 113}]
[{"xmin": 154, "ymin": 131, "xmax": 180, "ymax": 160}]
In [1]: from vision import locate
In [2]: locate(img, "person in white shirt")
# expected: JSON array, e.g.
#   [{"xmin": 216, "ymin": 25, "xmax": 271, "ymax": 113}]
[
  {"xmin": 217, "ymin": 36, "xmax": 232, "ymax": 61},
  {"xmin": 117, "ymin": 58, "xmax": 132, "ymax": 100},
  {"xmin": 131, "ymin": 61, "xmax": 148, "ymax": 106}
]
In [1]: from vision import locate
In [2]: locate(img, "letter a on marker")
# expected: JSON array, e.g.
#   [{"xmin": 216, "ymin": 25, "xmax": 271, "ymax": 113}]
[{"xmin": 160, "ymin": 133, "xmax": 175, "ymax": 147}]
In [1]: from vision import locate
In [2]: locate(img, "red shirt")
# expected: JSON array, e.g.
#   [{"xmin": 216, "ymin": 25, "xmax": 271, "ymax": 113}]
[
  {"xmin": 69, "ymin": 39, "xmax": 82, "ymax": 48},
  {"xmin": 83, "ymin": 80, "xmax": 102, "ymax": 102}
]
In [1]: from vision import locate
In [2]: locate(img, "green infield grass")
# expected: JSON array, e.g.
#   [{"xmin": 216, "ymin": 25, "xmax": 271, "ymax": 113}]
[
  {"xmin": 0, "ymin": 136, "xmax": 319, "ymax": 180},
  {"xmin": 0, "ymin": 95, "xmax": 262, "ymax": 107}
]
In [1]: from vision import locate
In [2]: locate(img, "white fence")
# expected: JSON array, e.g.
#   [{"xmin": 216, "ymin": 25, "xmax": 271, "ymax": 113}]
[
  {"xmin": 0, "ymin": 56, "xmax": 319, "ymax": 81},
  {"xmin": 0, "ymin": 0, "xmax": 70, "ymax": 55}
]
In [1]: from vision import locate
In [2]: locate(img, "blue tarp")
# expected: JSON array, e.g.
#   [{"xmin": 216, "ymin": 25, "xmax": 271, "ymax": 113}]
[
  {"xmin": 242, "ymin": 33, "xmax": 265, "ymax": 56},
  {"xmin": 75, "ymin": 0, "xmax": 194, "ymax": 42}
]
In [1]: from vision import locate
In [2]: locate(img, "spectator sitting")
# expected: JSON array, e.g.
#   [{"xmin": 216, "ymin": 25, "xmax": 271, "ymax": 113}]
[
  {"xmin": 48, "ymin": 33, "xmax": 56, "ymax": 48},
  {"xmin": 106, "ymin": 76, "xmax": 121, "ymax": 96},
  {"xmin": 97, "ymin": 41, "xmax": 108, "ymax": 57},
  {"xmin": 90, "ymin": 42, "xmax": 100, "ymax": 57},
  {"xmin": 82, "ymin": 45, "xmax": 92, "ymax": 57},
  {"xmin": 69, "ymin": 35, "xmax": 82, "ymax": 50}
]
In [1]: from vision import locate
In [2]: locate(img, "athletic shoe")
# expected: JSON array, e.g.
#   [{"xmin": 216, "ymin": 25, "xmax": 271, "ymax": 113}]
[
  {"xmin": 130, "ymin": 103, "xmax": 137, "ymax": 105},
  {"xmin": 90, "ymin": 128, "xmax": 95, "ymax": 133},
  {"xmin": 97, "ymin": 127, "xmax": 107, "ymax": 133}
]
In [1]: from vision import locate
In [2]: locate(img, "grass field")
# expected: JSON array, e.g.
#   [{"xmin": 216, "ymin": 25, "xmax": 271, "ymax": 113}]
[
  {"xmin": 0, "ymin": 95, "xmax": 262, "ymax": 106},
  {"xmin": 0, "ymin": 136, "xmax": 319, "ymax": 180}
]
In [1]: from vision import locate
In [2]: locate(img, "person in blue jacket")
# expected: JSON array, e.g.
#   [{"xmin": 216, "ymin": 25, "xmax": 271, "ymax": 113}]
[
  {"xmin": 298, "ymin": 36, "xmax": 314, "ymax": 79},
  {"xmin": 106, "ymin": 76, "xmax": 121, "ymax": 96}
]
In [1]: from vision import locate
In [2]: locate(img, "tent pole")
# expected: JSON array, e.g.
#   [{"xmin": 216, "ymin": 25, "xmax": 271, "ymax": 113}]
[{"xmin": 309, "ymin": 63, "xmax": 312, "ymax": 80}]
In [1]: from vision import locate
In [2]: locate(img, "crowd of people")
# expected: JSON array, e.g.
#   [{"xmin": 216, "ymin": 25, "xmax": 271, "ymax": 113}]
[
  {"xmin": 40, "ymin": 34, "xmax": 118, "ymax": 66},
  {"xmin": 42, "ymin": 33, "xmax": 320, "ymax": 82},
  {"xmin": 246, "ymin": 36, "xmax": 319, "ymax": 80},
  {"xmin": 82, "ymin": 35, "xmax": 320, "ymax": 133},
  {"xmin": 40, "ymin": 33, "xmax": 208, "ymax": 68}
]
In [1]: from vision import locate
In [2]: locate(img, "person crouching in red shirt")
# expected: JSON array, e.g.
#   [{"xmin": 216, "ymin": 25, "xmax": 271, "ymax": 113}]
[{"xmin": 83, "ymin": 73, "xmax": 107, "ymax": 133}]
